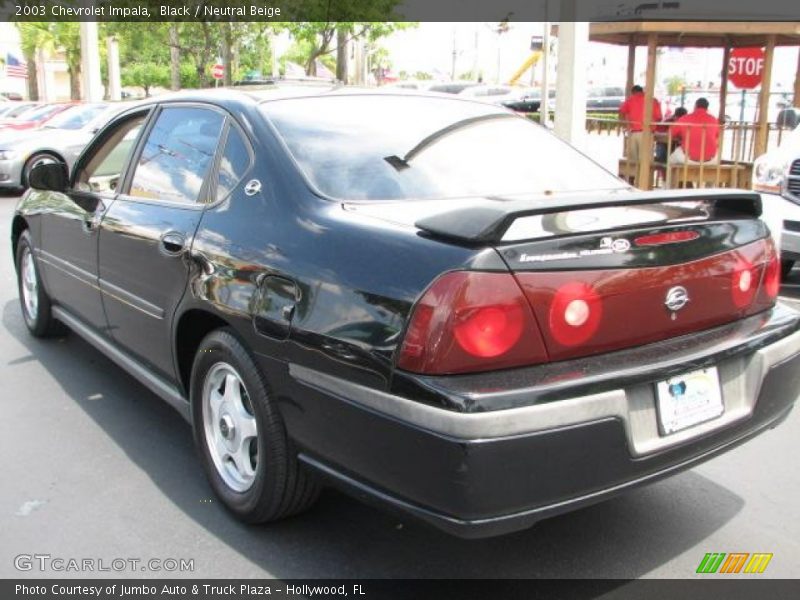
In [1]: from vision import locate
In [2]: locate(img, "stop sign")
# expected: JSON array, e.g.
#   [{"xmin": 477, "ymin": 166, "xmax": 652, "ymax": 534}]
[
  {"xmin": 728, "ymin": 47, "xmax": 765, "ymax": 89},
  {"xmin": 212, "ymin": 63, "xmax": 225, "ymax": 80}
]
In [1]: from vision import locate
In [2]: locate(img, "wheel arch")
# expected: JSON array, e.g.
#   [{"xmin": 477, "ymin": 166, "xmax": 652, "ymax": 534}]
[
  {"xmin": 174, "ymin": 308, "xmax": 230, "ymax": 397},
  {"xmin": 11, "ymin": 215, "xmax": 29, "ymax": 267}
]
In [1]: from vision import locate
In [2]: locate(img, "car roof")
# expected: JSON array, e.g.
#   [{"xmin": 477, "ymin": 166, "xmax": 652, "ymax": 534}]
[{"xmin": 129, "ymin": 82, "xmax": 512, "ymax": 113}]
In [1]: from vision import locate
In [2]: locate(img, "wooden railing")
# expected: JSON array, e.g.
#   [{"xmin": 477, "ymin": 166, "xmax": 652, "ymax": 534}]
[{"xmin": 587, "ymin": 116, "xmax": 794, "ymax": 190}]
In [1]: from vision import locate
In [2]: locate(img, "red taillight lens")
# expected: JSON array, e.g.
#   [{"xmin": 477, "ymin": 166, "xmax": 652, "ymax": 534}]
[
  {"xmin": 731, "ymin": 257, "xmax": 757, "ymax": 309},
  {"xmin": 397, "ymin": 271, "xmax": 548, "ymax": 374},
  {"xmin": 764, "ymin": 253, "xmax": 780, "ymax": 299},
  {"xmin": 453, "ymin": 305, "xmax": 524, "ymax": 357},
  {"xmin": 548, "ymin": 281, "xmax": 603, "ymax": 347}
]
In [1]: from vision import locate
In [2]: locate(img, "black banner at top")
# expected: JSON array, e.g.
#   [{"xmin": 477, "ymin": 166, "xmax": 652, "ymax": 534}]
[{"xmin": 1, "ymin": 0, "xmax": 800, "ymax": 22}]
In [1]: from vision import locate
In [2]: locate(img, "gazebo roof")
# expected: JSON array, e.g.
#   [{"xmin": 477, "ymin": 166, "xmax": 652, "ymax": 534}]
[{"xmin": 590, "ymin": 22, "xmax": 800, "ymax": 48}]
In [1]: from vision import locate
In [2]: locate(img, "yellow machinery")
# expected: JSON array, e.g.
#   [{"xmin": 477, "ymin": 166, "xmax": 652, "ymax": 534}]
[{"xmin": 507, "ymin": 51, "xmax": 543, "ymax": 86}]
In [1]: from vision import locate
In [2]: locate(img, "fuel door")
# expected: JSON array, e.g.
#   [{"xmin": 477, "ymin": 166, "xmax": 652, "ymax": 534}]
[{"xmin": 253, "ymin": 275, "xmax": 298, "ymax": 340}]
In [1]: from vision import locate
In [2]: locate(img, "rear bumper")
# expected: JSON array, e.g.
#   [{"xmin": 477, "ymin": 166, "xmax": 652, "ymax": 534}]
[{"xmin": 284, "ymin": 305, "xmax": 800, "ymax": 538}]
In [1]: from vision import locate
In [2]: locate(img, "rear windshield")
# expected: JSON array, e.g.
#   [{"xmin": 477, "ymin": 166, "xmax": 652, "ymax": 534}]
[{"xmin": 262, "ymin": 95, "xmax": 623, "ymax": 201}]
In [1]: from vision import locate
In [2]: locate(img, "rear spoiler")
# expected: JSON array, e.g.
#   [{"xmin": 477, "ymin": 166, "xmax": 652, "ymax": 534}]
[{"xmin": 414, "ymin": 189, "xmax": 762, "ymax": 244}]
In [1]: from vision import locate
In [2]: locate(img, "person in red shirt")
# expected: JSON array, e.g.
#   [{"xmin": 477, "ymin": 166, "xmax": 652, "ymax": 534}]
[
  {"xmin": 618, "ymin": 84, "xmax": 663, "ymax": 164},
  {"xmin": 668, "ymin": 98, "xmax": 720, "ymax": 163}
]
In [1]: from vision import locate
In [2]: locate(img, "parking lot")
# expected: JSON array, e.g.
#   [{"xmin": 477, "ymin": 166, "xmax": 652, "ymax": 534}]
[{"xmin": 1, "ymin": 190, "xmax": 799, "ymax": 579}]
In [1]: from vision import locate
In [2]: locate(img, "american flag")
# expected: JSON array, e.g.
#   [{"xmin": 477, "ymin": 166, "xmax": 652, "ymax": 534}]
[{"xmin": 6, "ymin": 53, "xmax": 28, "ymax": 79}]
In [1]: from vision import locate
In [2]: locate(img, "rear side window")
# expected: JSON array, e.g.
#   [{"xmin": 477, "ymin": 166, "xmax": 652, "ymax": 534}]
[
  {"xmin": 129, "ymin": 107, "xmax": 224, "ymax": 204},
  {"xmin": 216, "ymin": 126, "xmax": 250, "ymax": 201}
]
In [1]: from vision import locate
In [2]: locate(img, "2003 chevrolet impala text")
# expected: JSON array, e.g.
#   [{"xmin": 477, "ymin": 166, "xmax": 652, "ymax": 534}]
[{"xmin": 11, "ymin": 85, "xmax": 800, "ymax": 537}]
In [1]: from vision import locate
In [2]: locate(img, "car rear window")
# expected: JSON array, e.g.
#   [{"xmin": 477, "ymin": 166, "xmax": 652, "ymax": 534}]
[{"xmin": 262, "ymin": 95, "xmax": 623, "ymax": 201}]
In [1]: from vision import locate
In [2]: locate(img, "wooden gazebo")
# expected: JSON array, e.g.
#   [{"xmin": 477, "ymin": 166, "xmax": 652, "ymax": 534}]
[{"xmin": 590, "ymin": 22, "xmax": 800, "ymax": 189}]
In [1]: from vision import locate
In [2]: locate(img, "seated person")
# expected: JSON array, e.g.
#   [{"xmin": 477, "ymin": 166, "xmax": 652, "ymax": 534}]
[
  {"xmin": 668, "ymin": 98, "xmax": 720, "ymax": 164},
  {"xmin": 654, "ymin": 106, "xmax": 687, "ymax": 163}
]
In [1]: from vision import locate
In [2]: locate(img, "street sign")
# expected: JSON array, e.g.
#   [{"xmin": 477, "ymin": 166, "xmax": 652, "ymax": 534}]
[
  {"xmin": 212, "ymin": 63, "xmax": 225, "ymax": 80},
  {"xmin": 728, "ymin": 47, "xmax": 765, "ymax": 89}
]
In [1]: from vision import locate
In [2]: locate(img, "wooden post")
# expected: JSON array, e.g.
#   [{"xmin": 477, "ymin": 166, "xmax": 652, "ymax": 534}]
[
  {"xmin": 719, "ymin": 43, "xmax": 730, "ymax": 125},
  {"xmin": 626, "ymin": 38, "xmax": 636, "ymax": 95},
  {"xmin": 754, "ymin": 35, "xmax": 776, "ymax": 158},
  {"xmin": 637, "ymin": 34, "xmax": 657, "ymax": 189}
]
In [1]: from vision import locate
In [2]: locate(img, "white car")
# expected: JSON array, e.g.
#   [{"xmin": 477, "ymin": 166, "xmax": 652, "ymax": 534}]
[{"xmin": 752, "ymin": 125, "xmax": 800, "ymax": 277}]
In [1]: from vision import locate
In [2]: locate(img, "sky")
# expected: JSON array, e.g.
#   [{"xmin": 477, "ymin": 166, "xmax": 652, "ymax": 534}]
[{"xmin": 381, "ymin": 22, "xmax": 800, "ymax": 93}]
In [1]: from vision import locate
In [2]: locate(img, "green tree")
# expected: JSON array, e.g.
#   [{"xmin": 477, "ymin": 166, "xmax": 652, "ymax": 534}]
[
  {"xmin": 16, "ymin": 22, "xmax": 49, "ymax": 100},
  {"xmin": 121, "ymin": 63, "xmax": 170, "ymax": 97},
  {"xmin": 283, "ymin": 0, "xmax": 410, "ymax": 78},
  {"xmin": 16, "ymin": 22, "xmax": 82, "ymax": 100},
  {"xmin": 665, "ymin": 75, "xmax": 688, "ymax": 97}
]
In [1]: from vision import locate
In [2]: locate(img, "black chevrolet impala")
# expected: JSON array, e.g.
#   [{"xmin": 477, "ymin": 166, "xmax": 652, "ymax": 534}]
[{"xmin": 12, "ymin": 85, "xmax": 800, "ymax": 537}]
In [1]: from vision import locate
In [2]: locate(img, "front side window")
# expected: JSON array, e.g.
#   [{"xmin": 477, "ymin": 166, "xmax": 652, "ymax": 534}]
[
  {"xmin": 129, "ymin": 107, "xmax": 224, "ymax": 204},
  {"xmin": 74, "ymin": 114, "xmax": 146, "ymax": 195},
  {"xmin": 262, "ymin": 95, "xmax": 625, "ymax": 201}
]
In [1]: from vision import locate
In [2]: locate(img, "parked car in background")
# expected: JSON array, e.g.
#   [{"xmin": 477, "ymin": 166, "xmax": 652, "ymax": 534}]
[
  {"xmin": 586, "ymin": 86, "xmax": 626, "ymax": 113},
  {"xmin": 459, "ymin": 84, "xmax": 541, "ymax": 111},
  {"xmin": 384, "ymin": 80, "xmax": 434, "ymax": 91},
  {"xmin": 12, "ymin": 87, "xmax": 800, "ymax": 538},
  {"xmin": 0, "ymin": 103, "xmax": 75, "ymax": 133},
  {"xmin": 501, "ymin": 87, "xmax": 557, "ymax": 113},
  {"xmin": 427, "ymin": 82, "xmax": 480, "ymax": 94},
  {"xmin": 0, "ymin": 102, "xmax": 114, "ymax": 190},
  {"xmin": 0, "ymin": 102, "xmax": 39, "ymax": 120},
  {"xmin": 753, "ymin": 124, "xmax": 800, "ymax": 278}
]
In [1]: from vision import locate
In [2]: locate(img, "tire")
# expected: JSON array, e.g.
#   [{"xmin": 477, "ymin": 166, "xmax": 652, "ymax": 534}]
[
  {"xmin": 15, "ymin": 230, "xmax": 68, "ymax": 337},
  {"xmin": 22, "ymin": 152, "xmax": 61, "ymax": 189},
  {"xmin": 190, "ymin": 328, "xmax": 319, "ymax": 523},
  {"xmin": 781, "ymin": 259, "xmax": 795, "ymax": 280}
]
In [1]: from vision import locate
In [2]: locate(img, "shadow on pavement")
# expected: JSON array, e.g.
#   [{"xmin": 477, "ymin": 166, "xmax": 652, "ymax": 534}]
[{"xmin": 2, "ymin": 298, "xmax": 745, "ymax": 578}]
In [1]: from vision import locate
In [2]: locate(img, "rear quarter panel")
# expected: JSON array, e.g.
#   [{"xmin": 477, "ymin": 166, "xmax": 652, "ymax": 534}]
[{"xmin": 185, "ymin": 111, "xmax": 499, "ymax": 396}]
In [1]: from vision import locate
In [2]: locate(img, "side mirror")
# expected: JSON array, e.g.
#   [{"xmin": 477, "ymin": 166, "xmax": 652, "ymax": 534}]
[{"xmin": 28, "ymin": 162, "xmax": 68, "ymax": 193}]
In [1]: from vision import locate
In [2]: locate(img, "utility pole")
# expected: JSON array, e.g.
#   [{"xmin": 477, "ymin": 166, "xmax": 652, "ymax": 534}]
[{"xmin": 541, "ymin": 21, "xmax": 551, "ymax": 126}]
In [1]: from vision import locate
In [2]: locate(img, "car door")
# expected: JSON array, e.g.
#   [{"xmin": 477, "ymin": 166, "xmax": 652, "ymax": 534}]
[
  {"xmin": 37, "ymin": 109, "xmax": 149, "ymax": 332},
  {"xmin": 97, "ymin": 104, "xmax": 226, "ymax": 380}
]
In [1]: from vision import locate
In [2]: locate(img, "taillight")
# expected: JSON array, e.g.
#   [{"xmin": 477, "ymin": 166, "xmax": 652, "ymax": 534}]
[
  {"xmin": 397, "ymin": 271, "xmax": 548, "ymax": 374},
  {"xmin": 548, "ymin": 281, "xmax": 603, "ymax": 346},
  {"xmin": 731, "ymin": 257, "xmax": 757, "ymax": 309},
  {"xmin": 763, "ymin": 253, "xmax": 780, "ymax": 299}
]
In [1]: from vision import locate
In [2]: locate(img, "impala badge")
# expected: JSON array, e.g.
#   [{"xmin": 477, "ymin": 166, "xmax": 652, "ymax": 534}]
[{"xmin": 665, "ymin": 286, "xmax": 690, "ymax": 315}]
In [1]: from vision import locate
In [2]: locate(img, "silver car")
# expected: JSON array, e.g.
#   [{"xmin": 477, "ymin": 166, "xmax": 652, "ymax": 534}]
[{"xmin": 0, "ymin": 103, "xmax": 123, "ymax": 190}]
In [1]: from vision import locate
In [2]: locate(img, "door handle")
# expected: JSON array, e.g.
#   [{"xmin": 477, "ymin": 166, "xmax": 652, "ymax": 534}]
[
  {"xmin": 159, "ymin": 231, "xmax": 187, "ymax": 256},
  {"xmin": 81, "ymin": 200, "xmax": 105, "ymax": 234}
]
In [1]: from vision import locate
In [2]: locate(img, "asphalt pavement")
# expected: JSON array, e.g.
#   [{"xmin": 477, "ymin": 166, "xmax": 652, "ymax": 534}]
[{"xmin": 1, "ymin": 191, "xmax": 799, "ymax": 579}]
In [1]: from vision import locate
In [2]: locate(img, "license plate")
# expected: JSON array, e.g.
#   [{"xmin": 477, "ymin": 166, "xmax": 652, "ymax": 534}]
[{"xmin": 656, "ymin": 367, "xmax": 724, "ymax": 435}]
